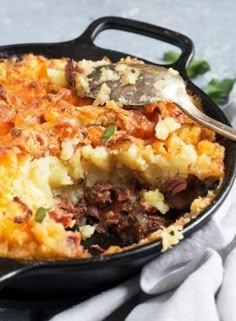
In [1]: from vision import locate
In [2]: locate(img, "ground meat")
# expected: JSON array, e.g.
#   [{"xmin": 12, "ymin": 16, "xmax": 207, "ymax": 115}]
[
  {"xmin": 81, "ymin": 182, "xmax": 168, "ymax": 244},
  {"xmin": 146, "ymin": 215, "xmax": 166, "ymax": 233},
  {"xmin": 58, "ymin": 201, "xmax": 78, "ymax": 213},
  {"xmin": 67, "ymin": 232, "xmax": 81, "ymax": 250},
  {"xmin": 68, "ymin": 199, "xmax": 88, "ymax": 226},
  {"xmin": 162, "ymin": 177, "xmax": 187, "ymax": 196},
  {"xmin": 98, "ymin": 195, "xmax": 166, "ymax": 244},
  {"xmin": 76, "ymin": 199, "xmax": 88, "ymax": 216},
  {"xmin": 49, "ymin": 182, "xmax": 167, "ymax": 245},
  {"xmin": 90, "ymin": 244, "xmax": 105, "ymax": 253},
  {"xmin": 49, "ymin": 210, "xmax": 73, "ymax": 228},
  {"xmin": 84, "ymin": 182, "xmax": 113, "ymax": 207},
  {"xmin": 115, "ymin": 215, "xmax": 143, "ymax": 244},
  {"xmin": 116, "ymin": 185, "xmax": 135, "ymax": 202},
  {"xmin": 103, "ymin": 211, "xmax": 120, "ymax": 226},
  {"xmin": 114, "ymin": 202, "xmax": 166, "ymax": 243},
  {"xmin": 50, "ymin": 199, "xmax": 87, "ymax": 228},
  {"xmin": 162, "ymin": 175, "xmax": 208, "ymax": 210},
  {"xmin": 51, "ymin": 176, "xmax": 206, "ymax": 249},
  {"xmin": 87, "ymin": 206, "xmax": 100, "ymax": 219}
]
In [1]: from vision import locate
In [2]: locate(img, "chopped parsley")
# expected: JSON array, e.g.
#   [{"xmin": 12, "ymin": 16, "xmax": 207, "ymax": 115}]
[
  {"xmin": 187, "ymin": 59, "xmax": 210, "ymax": 79},
  {"xmin": 204, "ymin": 78, "xmax": 235, "ymax": 105},
  {"xmin": 163, "ymin": 51, "xmax": 180, "ymax": 64},
  {"xmin": 35, "ymin": 207, "xmax": 48, "ymax": 223},
  {"xmin": 102, "ymin": 124, "xmax": 115, "ymax": 143}
]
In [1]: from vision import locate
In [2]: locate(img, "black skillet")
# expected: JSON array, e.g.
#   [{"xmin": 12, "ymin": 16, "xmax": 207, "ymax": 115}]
[{"xmin": 0, "ymin": 16, "xmax": 235, "ymax": 309}]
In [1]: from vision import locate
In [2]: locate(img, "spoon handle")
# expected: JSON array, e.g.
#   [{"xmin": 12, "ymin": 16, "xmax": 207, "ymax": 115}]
[{"xmin": 177, "ymin": 99, "xmax": 236, "ymax": 141}]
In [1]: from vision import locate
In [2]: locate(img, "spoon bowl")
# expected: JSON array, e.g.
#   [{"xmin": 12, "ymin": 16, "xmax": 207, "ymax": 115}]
[{"xmin": 85, "ymin": 63, "xmax": 236, "ymax": 141}]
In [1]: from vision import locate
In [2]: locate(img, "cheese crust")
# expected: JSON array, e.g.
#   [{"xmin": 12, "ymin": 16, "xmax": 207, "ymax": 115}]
[{"xmin": 0, "ymin": 55, "xmax": 224, "ymax": 259}]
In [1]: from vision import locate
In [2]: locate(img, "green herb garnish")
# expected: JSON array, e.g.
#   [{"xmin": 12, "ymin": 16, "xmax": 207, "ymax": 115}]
[
  {"xmin": 163, "ymin": 51, "xmax": 180, "ymax": 64},
  {"xmin": 163, "ymin": 51, "xmax": 210, "ymax": 79},
  {"xmin": 187, "ymin": 59, "xmax": 210, "ymax": 79},
  {"xmin": 204, "ymin": 78, "xmax": 236, "ymax": 105},
  {"xmin": 35, "ymin": 207, "xmax": 48, "ymax": 223},
  {"xmin": 102, "ymin": 124, "xmax": 115, "ymax": 143}
]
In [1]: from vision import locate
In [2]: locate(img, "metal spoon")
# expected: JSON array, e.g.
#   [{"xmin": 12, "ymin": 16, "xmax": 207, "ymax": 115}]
[{"xmin": 79, "ymin": 63, "xmax": 236, "ymax": 141}]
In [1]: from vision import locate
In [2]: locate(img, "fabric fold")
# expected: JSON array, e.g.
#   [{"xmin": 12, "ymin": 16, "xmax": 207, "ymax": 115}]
[
  {"xmin": 217, "ymin": 246, "xmax": 236, "ymax": 321},
  {"xmin": 126, "ymin": 249, "xmax": 223, "ymax": 321},
  {"xmin": 50, "ymin": 86, "xmax": 236, "ymax": 321}
]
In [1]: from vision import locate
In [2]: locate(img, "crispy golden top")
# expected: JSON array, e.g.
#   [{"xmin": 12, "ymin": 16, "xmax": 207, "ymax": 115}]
[
  {"xmin": 0, "ymin": 54, "xmax": 225, "ymax": 259},
  {"xmin": 0, "ymin": 55, "xmax": 223, "ymax": 173}
]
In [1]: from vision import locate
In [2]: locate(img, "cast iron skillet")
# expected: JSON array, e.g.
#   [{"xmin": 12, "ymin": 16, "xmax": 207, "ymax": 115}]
[{"xmin": 0, "ymin": 16, "xmax": 235, "ymax": 304}]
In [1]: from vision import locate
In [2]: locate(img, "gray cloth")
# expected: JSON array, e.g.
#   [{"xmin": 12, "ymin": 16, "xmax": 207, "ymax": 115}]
[{"xmin": 50, "ymin": 89, "xmax": 236, "ymax": 321}]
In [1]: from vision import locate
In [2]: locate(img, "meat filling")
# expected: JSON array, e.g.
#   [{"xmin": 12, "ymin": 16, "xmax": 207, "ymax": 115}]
[{"xmin": 50, "ymin": 175, "xmax": 213, "ymax": 250}]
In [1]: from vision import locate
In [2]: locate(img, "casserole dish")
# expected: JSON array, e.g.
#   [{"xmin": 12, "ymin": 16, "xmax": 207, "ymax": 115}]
[{"xmin": 0, "ymin": 16, "xmax": 234, "ymax": 306}]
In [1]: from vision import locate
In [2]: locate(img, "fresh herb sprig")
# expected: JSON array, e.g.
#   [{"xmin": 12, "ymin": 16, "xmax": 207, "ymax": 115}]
[
  {"xmin": 102, "ymin": 124, "xmax": 115, "ymax": 143},
  {"xmin": 204, "ymin": 78, "xmax": 235, "ymax": 105},
  {"xmin": 35, "ymin": 207, "xmax": 49, "ymax": 223}
]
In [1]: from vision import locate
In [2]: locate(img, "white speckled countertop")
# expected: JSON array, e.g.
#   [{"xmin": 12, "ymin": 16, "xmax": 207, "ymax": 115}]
[{"xmin": 0, "ymin": 0, "xmax": 235, "ymax": 320}]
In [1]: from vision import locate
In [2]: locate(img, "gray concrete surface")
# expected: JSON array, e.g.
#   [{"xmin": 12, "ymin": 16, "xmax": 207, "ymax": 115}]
[{"xmin": 0, "ymin": 0, "xmax": 235, "ymax": 320}]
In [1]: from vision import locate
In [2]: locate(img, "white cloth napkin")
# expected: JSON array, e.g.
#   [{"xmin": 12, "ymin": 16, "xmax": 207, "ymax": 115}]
[{"xmin": 50, "ymin": 88, "xmax": 236, "ymax": 321}]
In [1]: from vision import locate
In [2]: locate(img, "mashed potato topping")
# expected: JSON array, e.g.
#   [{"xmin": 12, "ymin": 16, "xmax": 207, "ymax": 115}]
[{"xmin": 0, "ymin": 54, "xmax": 224, "ymax": 259}]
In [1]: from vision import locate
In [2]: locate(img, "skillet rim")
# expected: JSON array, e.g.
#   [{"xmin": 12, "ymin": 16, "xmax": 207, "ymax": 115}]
[{"xmin": 0, "ymin": 16, "xmax": 234, "ymax": 269}]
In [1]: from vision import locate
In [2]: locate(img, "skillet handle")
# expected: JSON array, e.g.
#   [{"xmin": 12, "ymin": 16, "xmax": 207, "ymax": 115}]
[{"xmin": 78, "ymin": 16, "xmax": 194, "ymax": 71}]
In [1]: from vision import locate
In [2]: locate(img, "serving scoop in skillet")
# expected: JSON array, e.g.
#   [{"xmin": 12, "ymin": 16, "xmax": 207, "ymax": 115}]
[
  {"xmin": 0, "ymin": 16, "xmax": 234, "ymax": 310},
  {"xmin": 77, "ymin": 63, "xmax": 236, "ymax": 141}
]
